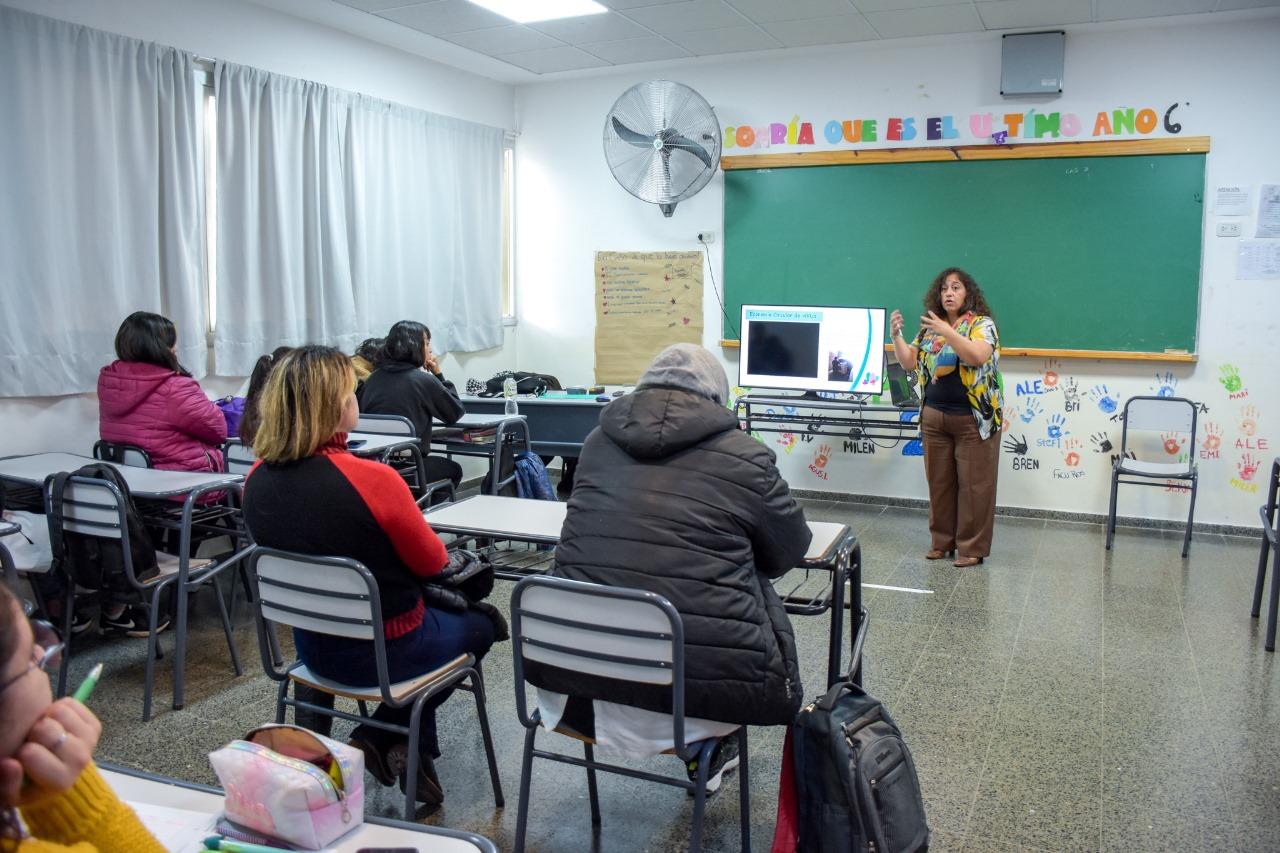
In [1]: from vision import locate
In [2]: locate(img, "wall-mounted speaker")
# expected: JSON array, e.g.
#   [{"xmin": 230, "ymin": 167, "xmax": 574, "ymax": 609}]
[{"xmin": 1001, "ymin": 31, "xmax": 1065, "ymax": 96}]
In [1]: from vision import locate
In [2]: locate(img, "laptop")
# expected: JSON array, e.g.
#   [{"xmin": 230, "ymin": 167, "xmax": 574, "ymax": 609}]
[{"xmin": 886, "ymin": 362, "xmax": 921, "ymax": 408}]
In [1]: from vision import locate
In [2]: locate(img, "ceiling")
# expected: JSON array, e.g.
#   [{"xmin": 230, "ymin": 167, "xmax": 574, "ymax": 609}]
[{"xmin": 268, "ymin": 0, "xmax": 1280, "ymax": 82}]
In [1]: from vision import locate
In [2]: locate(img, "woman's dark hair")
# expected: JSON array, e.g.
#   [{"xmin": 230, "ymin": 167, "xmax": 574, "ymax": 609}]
[
  {"xmin": 0, "ymin": 584, "xmax": 22, "ymax": 844},
  {"xmin": 923, "ymin": 267, "xmax": 994, "ymax": 320},
  {"xmin": 113, "ymin": 311, "xmax": 190, "ymax": 376},
  {"xmin": 238, "ymin": 346, "xmax": 294, "ymax": 447},
  {"xmin": 379, "ymin": 321, "xmax": 431, "ymax": 368},
  {"xmin": 355, "ymin": 338, "xmax": 383, "ymax": 366}
]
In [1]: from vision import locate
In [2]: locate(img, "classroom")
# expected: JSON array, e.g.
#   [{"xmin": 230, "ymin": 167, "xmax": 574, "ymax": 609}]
[{"xmin": 0, "ymin": 0, "xmax": 1277, "ymax": 851}]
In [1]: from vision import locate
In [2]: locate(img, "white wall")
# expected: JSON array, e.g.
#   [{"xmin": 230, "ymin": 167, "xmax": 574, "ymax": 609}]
[
  {"xmin": 0, "ymin": 0, "xmax": 518, "ymax": 480},
  {"xmin": 513, "ymin": 14, "xmax": 1280, "ymax": 528}
]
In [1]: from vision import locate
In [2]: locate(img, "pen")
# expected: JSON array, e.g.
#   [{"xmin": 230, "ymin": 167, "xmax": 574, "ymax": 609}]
[
  {"xmin": 72, "ymin": 662, "xmax": 103, "ymax": 703},
  {"xmin": 202, "ymin": 836, "xmax": 296, "ymax": 853}
]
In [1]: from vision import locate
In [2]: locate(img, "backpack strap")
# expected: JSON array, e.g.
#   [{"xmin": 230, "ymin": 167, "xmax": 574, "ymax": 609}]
[{"xmin": 45, "ymin": 471, "xmax": 74, "ymax": 565}]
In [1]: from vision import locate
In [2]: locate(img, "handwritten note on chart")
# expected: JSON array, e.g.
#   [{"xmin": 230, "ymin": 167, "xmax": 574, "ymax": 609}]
[{"xmin": 595, "ymin": 251, "xmax": 704, "ymax": 384}]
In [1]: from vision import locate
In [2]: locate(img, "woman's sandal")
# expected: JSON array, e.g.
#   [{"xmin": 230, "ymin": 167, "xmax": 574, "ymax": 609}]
[
  {"xmin": 925, "ymin": 549, "xmax": 955, "ymax": 560},
  {"xmin": 953, "ymin": 556, "xmax": 984, "ymax": 568}
]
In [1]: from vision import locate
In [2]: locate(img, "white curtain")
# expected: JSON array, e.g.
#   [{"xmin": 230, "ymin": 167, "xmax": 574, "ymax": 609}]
[
  {"xmin": 215, "ymin": 63, "xmax": 505, "ymax": 375},
  {"xmin": 0, "ymin": 6, "xmax": 204, "ymax": 396}
]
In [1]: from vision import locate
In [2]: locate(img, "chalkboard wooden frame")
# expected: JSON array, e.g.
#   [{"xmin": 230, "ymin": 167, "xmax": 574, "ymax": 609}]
[{"xmin": 719, "ymin": 136, "xmax": 1209, "ymax": 362}]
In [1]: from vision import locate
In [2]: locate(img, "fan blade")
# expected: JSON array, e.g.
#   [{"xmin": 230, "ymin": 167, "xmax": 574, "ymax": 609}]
[
  {"xmin": 612, "ymin": 116, "xmax": 654, "ymax": 149},
  {"xmin": 662, "ymin": 132, "xmax": 715, "ymax": 170}
]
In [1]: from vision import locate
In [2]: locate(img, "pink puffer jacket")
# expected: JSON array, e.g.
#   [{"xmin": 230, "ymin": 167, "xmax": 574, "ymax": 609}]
[{"xmin": 98, "ymin": 361, "xmax": 227, "ymax": 472}]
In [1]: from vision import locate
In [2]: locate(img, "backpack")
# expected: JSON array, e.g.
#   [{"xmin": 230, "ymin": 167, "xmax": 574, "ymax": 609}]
[
  {"xmin": 792, "ymin": 681, "xmax": 929, "ymax": 853},
  {"xmin": 47, "ymin": 463, "xmax": 160, "ymax": 594},
  {"xmin": 214, "ymin": 396, "xmax": 247, "ymax": 437},
  {"xmin": 475, "ymin": 371, "xmax": 560, "ymax": 398}
]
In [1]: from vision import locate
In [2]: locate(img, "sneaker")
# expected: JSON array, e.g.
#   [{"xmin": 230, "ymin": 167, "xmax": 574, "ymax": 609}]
[
  {"xmin": 385, "ymin": 741, "xmax": 444, "ymax": 808},
  {"xmin": 348, "ymin": 736, "xmax": 396, "ymax": 787},
  {"xmin": 69, "ymin": 610, "xmax": 95, "ymax": 635},
  {"xmin": 685, "ymin": 736, "xmax": 740, "ymax": 796},
  {"xmin": 100, "ymin": 605, "xmax": 169, "ymax": 639}
]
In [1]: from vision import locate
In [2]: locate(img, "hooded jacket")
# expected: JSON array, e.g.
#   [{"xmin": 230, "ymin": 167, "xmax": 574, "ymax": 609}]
[
  {"xmin": 97, "ymin": 361, "xmax": 227, "ymax": 472},
  {"xmin": 529, "ymin": 385, "xmax": 812, "ymax": 726}
]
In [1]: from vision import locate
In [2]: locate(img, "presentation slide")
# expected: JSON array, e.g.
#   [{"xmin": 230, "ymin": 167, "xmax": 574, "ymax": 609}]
[{"xmin": 739, "ymin": 304, "xmax": 885, "ymax": 394}]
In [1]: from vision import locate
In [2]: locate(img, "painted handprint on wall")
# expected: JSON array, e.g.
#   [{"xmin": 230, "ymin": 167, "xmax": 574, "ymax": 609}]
[
  {"xmin": 1089, "ymin": 385, "xmax": 1119, "ymax": 414},
  {"xmin": 778, "ymin": 433, "xmax": 798, "ymax": 454},
  {"xmin": 1042, "ymin": 358, "xmax": 1061, "ymax": 389},
  {"xmin": 1218, "ymin": 364, "xmax": 1243, "ymax": 394},
  {"xmin": 1160, "ymin": 432, "xmax": 1185, "ymax": 455},
  {"xmin": 1063, "ymin": 438, "xmax": 1082, "ymax": 467},
  {"xmin": 1239, "ymin": 405, "xmax": 1260, "ymax": 437},
  {"xmin": 1019, "ymin": 398, "xmax": 1043, "ymax": 423},
  {"xmin": 1062, "ymin": 377, "xmax": 1080, "ymax": 406},
  {"xmin": 813, "ymin": 443, "xmax": 832, "ymax": 469},
  {"xmin": 1090, "ymin": 432, "xmax": 1112, "ymax": 453},
  {"xmin": 1239, "ymin": 452, "xmax": 1260, "ymax": 481},
  {"xmin": 1202, "ymin": 422, "xmax": 1222, "ymax": 452},
  {"xmin": 1002, "ymin": 434, "xmax": 1029, "ymax": 455},
  {"xmin": 1047, "ymin": 413, "xmax": 1069, "ymax": 440},
  {"xmin": 1151, "ymin": 371, "xmax": 1178, "ymax": 398}
]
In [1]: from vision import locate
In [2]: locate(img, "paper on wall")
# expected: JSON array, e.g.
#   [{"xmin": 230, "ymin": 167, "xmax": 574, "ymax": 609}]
[
  {"xmin": 1236, "ymin": 240, "xmax": 1280, "ymax": 280},
  {"xmin": 1214, "ymin": 184, "xmax": 1250, "ymax": 216},
  {"xmin": 595, "ymin": 251, "xmax": 704, "ymax": 385},
  {"xmin": 1257, "ymin": 184, "xmax": 1280, "ymax": 238}
]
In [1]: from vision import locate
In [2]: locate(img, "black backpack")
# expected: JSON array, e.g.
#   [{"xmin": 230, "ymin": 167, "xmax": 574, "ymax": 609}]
[
  {"xmin": 47, "ymin": 463, "xmax": 160, "ymax": 594},
  {"xmin": 793, "ymin": 681, "xmax": 929, "ymax": 853},
  {"xmin": 475, "ymin": 371, "xmax": 560, "ymax": 398}
]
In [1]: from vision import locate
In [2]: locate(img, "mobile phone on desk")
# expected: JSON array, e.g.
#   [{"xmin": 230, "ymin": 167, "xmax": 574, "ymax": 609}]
[{"xmin": 346, "ymin": 438, "xmax": 367, "ymax": 449}]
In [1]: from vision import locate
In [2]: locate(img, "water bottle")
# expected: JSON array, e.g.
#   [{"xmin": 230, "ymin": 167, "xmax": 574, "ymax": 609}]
[{"xmin": 503, "ymin": 375, "xmax": 519, "ymax": 415}]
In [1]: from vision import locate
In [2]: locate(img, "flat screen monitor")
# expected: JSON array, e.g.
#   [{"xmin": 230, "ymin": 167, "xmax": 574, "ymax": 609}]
[{"xmin": 739, "ymin": 304, "xmax": 886, "ymax": 395}]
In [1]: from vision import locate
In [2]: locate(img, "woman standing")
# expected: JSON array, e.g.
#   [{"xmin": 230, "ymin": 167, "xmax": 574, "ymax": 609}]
[{"xmin": 891, "ymin": 268, "xmax": 1004, "ymax": 568}]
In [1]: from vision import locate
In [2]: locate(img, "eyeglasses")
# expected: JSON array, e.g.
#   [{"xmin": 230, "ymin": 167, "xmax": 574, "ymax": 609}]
[{"xmin": 0, "ymin": 620, "xmax": 64, "ymax": 695}]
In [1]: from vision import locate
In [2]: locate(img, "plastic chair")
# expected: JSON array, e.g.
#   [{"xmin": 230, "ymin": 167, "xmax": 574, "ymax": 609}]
[
  {"xmin": 1251, "ymin": 457, "xmax": 1280, "ymax": 652},
  {"xmin": 92, "ymin": 440, "xmax": 152, "ymax": 468},
  {"xmin": 44, "ymin": 474, "xmax": 242, "ymax": 721},
  {"xmin": 223, "ymin": 438, "xmax": 257, "ymax": 477},
  {"xmin": 510, "ymin": 575, "xmax": 750, "ymax": 853},
  {"xmin": 246, "ymin": 547, "xmax": 504, "ymax": 820},
  {"xmin": 1105, "ymin": 396, "xmax": 1199, "ymax": 557},
  {"xmin": 354, "ymin": 414, "xmax": 437, "ymax": 498}
]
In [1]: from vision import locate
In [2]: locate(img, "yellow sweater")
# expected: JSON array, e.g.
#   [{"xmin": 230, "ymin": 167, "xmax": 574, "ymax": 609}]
[{"xmin": 13, "ymin": 763, "xmax": 164, "ymax": 853}]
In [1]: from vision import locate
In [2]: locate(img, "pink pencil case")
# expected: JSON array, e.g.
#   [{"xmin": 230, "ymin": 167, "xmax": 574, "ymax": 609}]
[{"xmin": 209, "ymin": 724, "xmax": 364, "ymax": 850}]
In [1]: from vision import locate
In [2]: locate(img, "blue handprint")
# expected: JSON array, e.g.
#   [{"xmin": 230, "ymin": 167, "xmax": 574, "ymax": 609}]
[
  {"xmin": 1047, "ymin": 413, "xmax": 1069, "ymax": 440},
  {"xmin": 1019, "ymin": 398, "xmax": 1042, "ymax": 423},
  {"xmin": 1089, "ymin": 384, "xmax": 1118, "ymax": 414},
  {"xmin": 1151, "ymin": 371, "xmax": 1178, "ymax": 398}
]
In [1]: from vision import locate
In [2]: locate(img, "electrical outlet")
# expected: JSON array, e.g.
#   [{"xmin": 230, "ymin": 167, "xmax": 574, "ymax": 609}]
[
  {"xmin": 1216, "ymin": 221, "xmax": 1242, "ymax": 237},
  {"xmin": 697, "ymin": 231, "xmax": 716, "ymax": 244}
]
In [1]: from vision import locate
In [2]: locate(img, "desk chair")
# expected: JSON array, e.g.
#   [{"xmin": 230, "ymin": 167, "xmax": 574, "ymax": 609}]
[
  {"xmin": 246, "ymin": 547, "xmax": 503, "ymax": 820},
  {"xmin": 45, "ymin": 474, "xmax": 242, "ymax": 721},
  {"xmin": 92, "ymin": 441, "xmax": 152, "ymax": 468},
  {"xmin": 1251, "ymin": 457, "xmax": 1280, "ymax": 652},
  {"xmin": 223, "ymin": 438, "xmax": 257, "ymax": 477},
  {"xmin": 1105, "ymin": 396, "xmax": 1199, "ymax": 558},
  {"xmin": 510, "ymin": 575, "xmax": 750, "ymax": 853},
  {"xmin": 0, "ymin": 519, "xmax": 19, "ymax": 592},
  {"xmin": 354, "ymin": 414, "xmax": 438, "ymax": 499}
]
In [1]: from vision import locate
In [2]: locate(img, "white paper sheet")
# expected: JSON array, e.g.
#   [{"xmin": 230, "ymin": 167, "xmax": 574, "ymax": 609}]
[
  {"xmin": 1214, "ymin": 184, "xmax": 1250, "ymax": 216},
  {"xmin": 1257, "ymin": 184, "xmax": 1280, "ymax": 238},
  {"xmin": 1237, "ymin": 240, "xmax": 1280, "ymax": 280},
  {"xmin": 126, "ymin": 801, "xmax": 217, "ymax": 852}
]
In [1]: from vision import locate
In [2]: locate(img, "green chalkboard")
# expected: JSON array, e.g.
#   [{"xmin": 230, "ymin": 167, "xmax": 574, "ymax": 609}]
[{"xmin": 722, "ymin": 152, "xmax": 1206, "ymax": 355}]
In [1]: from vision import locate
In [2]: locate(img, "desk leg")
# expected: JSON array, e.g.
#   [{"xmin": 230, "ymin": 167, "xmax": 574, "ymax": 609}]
[
  {"xmin": 827, "ymin": 555, "xmax": 845, "ymax": 689},
  {"xmin": 850, "ymin": 542, "xmax": 863, "ymax": 687},
  {"xmin": 172, "ymin": 499, "xmax": 194, "ymax": 712}
]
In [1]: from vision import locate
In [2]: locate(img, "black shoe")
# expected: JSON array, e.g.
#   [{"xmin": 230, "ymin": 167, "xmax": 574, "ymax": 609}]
[
  {"xmin": 69, "ymin": 611, "xmax": 95, "ymax": 636},
  {"xmin": 385, "ymin": 741, "xmax": 444, "ymax": 808},
  {"xmin": 686, "ymin": 736, "xmax": 740, "ymax": 795},
  {"xmin": 101, "ymin": 605, "xmax": 169, "ymax": 639},
  {"xmin": 348, "ymin": 736, "xmax": 396, "ymax": 787}
]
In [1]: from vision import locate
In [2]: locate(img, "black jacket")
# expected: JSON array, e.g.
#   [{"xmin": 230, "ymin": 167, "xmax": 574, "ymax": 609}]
[
  {"xmin": 529, "ymin": 386, "xmax": 811, "ymax": 726},
  {"xmin": 357, "ymin": 362, "xmax": 464, "ymax": 445}
]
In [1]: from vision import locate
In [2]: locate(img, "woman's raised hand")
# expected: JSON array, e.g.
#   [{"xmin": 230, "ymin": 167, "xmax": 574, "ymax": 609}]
[
  {"xmin": 890, "ymin": 309, "xmax": 905, "ymax": 337},
  {"xmin": 0, "ymin": 698, "xmax": 102, "ymax": 808}
]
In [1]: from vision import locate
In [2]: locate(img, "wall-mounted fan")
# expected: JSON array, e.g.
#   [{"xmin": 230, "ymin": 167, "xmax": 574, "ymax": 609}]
[{"xmin": 603, "ymin": 80, "xmax": 721, "ymax": 218}]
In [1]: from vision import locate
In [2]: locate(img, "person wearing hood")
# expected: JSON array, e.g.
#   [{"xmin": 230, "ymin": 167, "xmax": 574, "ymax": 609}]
[
  {"xmin": 526, "ymin": 343, "xmax": 811, "ymax": 784},
  {"xmin": 97, "ymin": 312, "xmax": 227, "ymax": 473}
]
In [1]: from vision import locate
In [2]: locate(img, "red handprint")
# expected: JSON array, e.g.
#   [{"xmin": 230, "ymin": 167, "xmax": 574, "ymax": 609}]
[
  {"xmin": 1063, "ymin": 438, "xmax": 1082, "ymax": 467},
  {"xmin": 814, "ymin": 444, "xmax": 832, "ymax": 469},
  {"xmin": 1239, "ymin": 453, "xmax": 1259, "ymax": 481},
  {"xmin": 1239, "ymin": 405, "xmax": 1259, "ymax": 437},
  {"xmin": 1160, "ymin": 432, "xmax": 1184, "ymax": 455},
  {"xmin": 1202, "ymin": 422, "xmax": 1222, "ymax": 452},
  {"xmin": 1042, "ymin": 358, "xmax": 1060, "ymax": 388}
]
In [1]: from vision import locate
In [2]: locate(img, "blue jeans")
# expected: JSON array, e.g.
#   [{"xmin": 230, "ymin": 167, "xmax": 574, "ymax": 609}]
[{"xmin": 292, "ymin": 606, "xmax": 495, "ymax": 758}]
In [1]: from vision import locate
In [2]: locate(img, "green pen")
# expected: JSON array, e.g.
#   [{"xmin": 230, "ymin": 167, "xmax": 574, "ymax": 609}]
[
  {"xmin": 72, "ymin": 662, "xmax": 103, "ymax": 703},
  {"xmin": 202, "ymin": 836, "xmax": 296, "ymax": 853}
]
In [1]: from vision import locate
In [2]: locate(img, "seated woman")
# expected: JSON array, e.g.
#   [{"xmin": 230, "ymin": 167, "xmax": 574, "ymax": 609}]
[
  {"xmin": 350, "ymin": 337, "xmax": 382, "ymax": 391},
  {"xmin": 243, "ymin": 346, "xmax": 495, "ymax": 808},
  {"xmin": 357, "ymin": 321, "xmax": 464, "ymax": 487},
  {"xmin": 98, "ymin": 311, "xmax": 226, "ymax": 472},
  {"xmin": 236, "ymin": 347, "xmax": 292, "ymax": 449},
  {"xmin": 525, "ymin": 344, "xmax": 811, "ymax": 785},
  {"xmin": 0, "ymin": 584, "xmax": 165, "ymax": 851}
]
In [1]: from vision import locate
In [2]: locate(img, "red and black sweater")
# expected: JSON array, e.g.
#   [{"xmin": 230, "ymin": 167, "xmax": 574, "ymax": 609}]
[{"xmin": 243, "ymin": 434, "xmax": 448, "ymax": 639}]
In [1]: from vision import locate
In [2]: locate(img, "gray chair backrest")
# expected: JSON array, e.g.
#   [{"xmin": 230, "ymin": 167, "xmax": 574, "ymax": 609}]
[
  {"xmin": 355, "ymin": 414, "xmax": 416, "ymax": 437},
  {"xmin": 251, "ymin": 549, "xmax": 378, "ymax": 641},
  {"xmin": 93, "ymin": 441, "xmax": 151, "ymax": 468},
  {"xmin": 57, "ymin": 479, "xmax": 126, "ymax": 540},
  {"xmin": 224, "ymin": 439, "xmax": 257, "ymax": 476},
  {"xmin": 1124, "ymin": 396, "xmax": 1195, "ymax": 433}
]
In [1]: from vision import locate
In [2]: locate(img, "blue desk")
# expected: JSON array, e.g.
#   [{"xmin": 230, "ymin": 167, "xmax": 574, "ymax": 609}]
[{"xmin": 460, "ymin": 395, "xmax": 608, "ymax": 458}]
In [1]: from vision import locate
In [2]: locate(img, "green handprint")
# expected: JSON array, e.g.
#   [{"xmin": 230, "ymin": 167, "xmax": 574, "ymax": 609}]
[{"xmin": 1219, "ymin": 364, "xmax": 1242, "ymax": 394}]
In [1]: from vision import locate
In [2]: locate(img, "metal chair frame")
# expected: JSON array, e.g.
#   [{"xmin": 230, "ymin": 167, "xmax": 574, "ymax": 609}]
[
  {"xmin": 92, "ymin": 440, "xmax": 153, "ymax": 468},
  {"xmin": 510, "ymin": 575, "xmax": 750, "ymax": 853},
  {"xmin": 1251, "ymin": 457, "xmax": 1280, "ymax": 652},
  {"xmin": 1105, "ymin": 395, "xmax": 1199, "ymax": 557},
  {"xmin": 246, "ymin": 546, "xmax": 504, "ymax": 820}
]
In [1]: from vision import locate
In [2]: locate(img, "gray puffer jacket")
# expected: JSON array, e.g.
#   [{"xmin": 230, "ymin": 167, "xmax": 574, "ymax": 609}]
[{"xmin": 528, "ymin": 385, "xmax": 811, "ymax": 726}]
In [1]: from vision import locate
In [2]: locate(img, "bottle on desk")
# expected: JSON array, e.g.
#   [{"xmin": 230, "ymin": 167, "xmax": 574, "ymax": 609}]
[{"xmin": 503, "ymin": 376, "xmax": 519, "ymax": 415}]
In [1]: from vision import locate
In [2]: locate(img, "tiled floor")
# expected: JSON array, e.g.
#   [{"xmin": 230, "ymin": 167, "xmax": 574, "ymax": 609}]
[{"xmin": 64, "ymin": 499, "xmax": 1279, "ymax": 851}]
